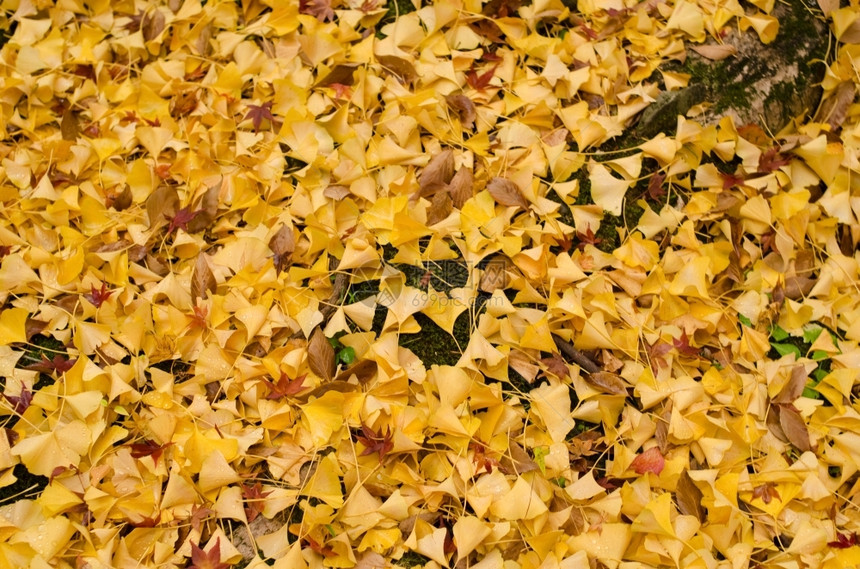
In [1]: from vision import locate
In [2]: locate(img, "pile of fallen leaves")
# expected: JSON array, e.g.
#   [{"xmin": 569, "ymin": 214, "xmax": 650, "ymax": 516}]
[{"xmin": 1, "ymin": 0, "xmax": 859, "ymax": 567}]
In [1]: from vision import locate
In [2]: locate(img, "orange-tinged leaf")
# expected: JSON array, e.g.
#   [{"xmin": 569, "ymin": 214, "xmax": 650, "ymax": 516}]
[{"xmin": 630, "ymin": 447, "xmax": 665, "ymax": 475}]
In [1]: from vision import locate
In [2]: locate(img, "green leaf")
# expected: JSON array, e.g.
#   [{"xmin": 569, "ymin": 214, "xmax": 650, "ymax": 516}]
[
  {"xmin": 533, "ymin": 446, "xmax": 548, "ymax": 475},
  {"xmin": 738, "ymin": 314, "xmax": 752, "ymax": 327},
  {"xmin": 803, "ymin": 325, "xmax": 823, "ymax": 344},
  {"xmin": 337, "ymin": 346, "xmax": 356, "ymax": 365},
  {"xmin": 802, "ymin": 387, "xmax": 820, "ymax": 399},
  {"xmin": 811, "ymin": 350, "xmax": 829, "ymax": 361},
  {"xmin": 771, "ymin": 342, "xmax": 801, "ymax": 359},
  {"xmin": 555, "ymin": 477, "xmax": 567, "ymax": 488},
  {"xmin": 769, "ymin": 325, "xmax": 789, "ymax": 341},
  {"xmin": 812, "ymin": 368, "xmax": 828, "ymax": 383}
]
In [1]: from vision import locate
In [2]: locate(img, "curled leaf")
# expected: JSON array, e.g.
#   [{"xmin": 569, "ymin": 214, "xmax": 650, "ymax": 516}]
[
  {"xmin": 446, "ymin": 94, "xmax": 477, "ymax": 129},
  {"xmin": 587, "ymin": 371, "xmax": 629, "ymax": 396},
  {"xmin": 689, "ymin": 44, "xmax": 737, "ymax": 60}
]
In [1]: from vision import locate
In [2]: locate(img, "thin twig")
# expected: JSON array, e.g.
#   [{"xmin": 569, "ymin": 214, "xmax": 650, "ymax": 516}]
[{"xmin": 553, "ymin": 335, "xmax": 601, "ymax": 375}]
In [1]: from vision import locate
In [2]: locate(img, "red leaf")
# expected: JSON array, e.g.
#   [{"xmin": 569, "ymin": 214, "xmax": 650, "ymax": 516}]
[
  {"xmin": 300, "ymin": 0, "xmax": 335, "ymax": 21},
  {"xmin": 84, "ymin": 282, "xmax": 113, "ymax": 308},
  {"xmin": 190, "ymin": 537, "xmax": 230, "ymax": 569},
  {"xmin": 166, "ymin": 206, "xmax": 200, "ymax": 234},
  {"xmin": 328, "ymin": 83, "xmax": 351, "ymax": 99},
  {"xmin": 355, "ymin": 424, "xmax": 394, "ymax": 463},
  {"xmin": 2, "ymin": 386, "xmax": 32, "ymax": 414},
  {"xmin": 630, "ymin": 447, "xmax": 665, "ymax": 475},
  {"xmin": 244, "ymin": 101, "xmax": 274, "ymax": 132},
  {"xmin": 828, "ymin": 532, "xmax": 859, "ymax": 549},
  {"xmin": 25, "ymin": 353, "xmax": 77, "ymax": 375},
  {"xmin": 720, "ymin": 171, "xmax": 745, "ymax": 190},
  {"xmin": 241, "ymin": 482, "xmax": 273, "ymax": 522},
  {"xmin": 263, "ymin": 372, "xmax": 307, "ymax": 400},
  {"xmin": 190, "ymin": 504, "xmax": 214, "ymax": 533},
  {"xmin": 304, "ymin": 537, "xmax": 337, "ymax": 557},
  {"xmin": 469, "ymin": 440, "xmax": 500, "ymax": 473},
  {"xmin": 129, "ymin": 439, "xmax": 171, "ymax": 465},
  {"xmin": 673, "ymin": 330, "xmax": 699, "ymax": 357},
  {"xmin": 758, "ymin": 147, "xmax": 791, "ymax": 173},
  {"xmin": 576, "ymin": 227, "xmax": 602, "ymax": 251},
  {"xmin": 466, "ymin": 64, "xmax": 498, "ymax": 91}
]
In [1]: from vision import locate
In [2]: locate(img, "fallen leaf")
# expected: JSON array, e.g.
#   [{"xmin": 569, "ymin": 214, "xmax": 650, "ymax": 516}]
[
  {"xmin": 689, "ymin": 44, "xmax": 737, "ymax": 60},
  {"xmin": 630, "ymin": 447, "xmax": 665, "ymax": 475},
  {"xmin": 777, "ymin": 404, "xmax": 812, "ymax": 452},
  {"xmin": 587, "ymin": 371, "xmax": 629, "ymax": 396},
  {"xmin": 486, "ymin": 177, "xmax": 529, "ymax": 209},
  {"xmin": 308, "ymin": 327, "xmax": 335, "ymax": 381},
  {"xmin": 446, "ymin": 94, "xmax": 477, "ymax": 129},
  {"xmin": 191, "ymin": 253, "xmax": 216, "ymax": 300},
  {"xmin": 448, "ymin": 167, "xmax": 474, "ymax": 208}
]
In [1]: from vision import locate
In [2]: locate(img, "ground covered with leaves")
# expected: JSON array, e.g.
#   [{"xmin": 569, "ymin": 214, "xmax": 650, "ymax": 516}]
[{"xmin": 0, "ymin": 0, "xmax": 859, "ymax": 567}]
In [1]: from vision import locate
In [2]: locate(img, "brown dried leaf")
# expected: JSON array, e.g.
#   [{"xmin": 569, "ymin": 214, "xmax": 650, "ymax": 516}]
[
  {"xmin": 308, "ymin": 327, "xmax": 335, "ymax": 381},
  {"xmin": 509, "ymin": 350, "xmax": 539, "ymax": 383},
  {"xmin": 191, "ymin": 252, "xmax": 216, "ymax": 300},
  {"xmin": 315, "ymin": 63, "xmax": 359, "ymax": 88},
  {"xmin": 540, "ymin": 353, "xmax": 569, "ymax": 379},
  {"xmin": 419, "ymin": 149, "xmax": 454, "ymax": 197},
  {"xmin": 487, "ymin": 177, "xmax": 529, "ymax": 209},
  {"xmin": 108, "ymin": 185, "xmax": 133, "ymax": 211},
  {"xmin": 502, "ymin": 441, "xmax": 538, "ymax": 474},
  {"xmin": 446, "ymin": 94, "xmax": 477, "ymax": 129},
  {"xmin": 269, "ymin": 225, "xmax": 295, "ymax": 274},
  {"xmin": 586, "ymin": 371, "xmax": 629, "ymax": 396},
  {"xmin": 778, "ymin": 405, "xmax": 812, "ymax": 452},
  {"xmin": 426, "ymin": 191, "xmax": 452, "ymax": 225},
  {"xmin": 815, "ymin": 81, "xmax": 856, "ymax": 131},
  {"xmin": 171, "ymin": 90, "xmax": 198, "ymax": 118},
  {"xmin": 377, "ymin": 55, "xmax": 417, "ymax": 84},
  {"xmin": 655, "ymin": 400, "xmax": 672, "ymax": 453},
  {"xmin": 186, "ymin": 182, "xmax": 219, "ymax": 233},
  {"xmin": 774, "ymin": 365, "xmax": 808, "ymax": 405},
  {"xmin": 146, "ymin": 186, "xmax": 179, "ymax": 228},
  {"xmin": 818, "ymin": 0, "xmax": 838, "ymax": 16},
  {"xmin": 448, "ymin": 167, "xmax": 474, "ymax": 209},
  {"xmin": 478, "ymin": 255, "xmax": 510, "ymax": 293},
  {"xmin": 689, "ymin": 44, "xmax": 737, "ymax": 60},
  {"xmin": 142, "ymin": 9, "xmax": 165, "ymax": 42},
  {"xmin": 676, "ymin": 470, "xmax": 704, "ymax": 521},
  {"xmin": 61, "ymin": 109, "xmax": 78, "ymax": 141},
  {"xmin": 323, "ymin": 185, "xmax": 350, "ymax": 200},
  {"xmin": 334, "ymin": 359, "xmax": 378, "ymax": 384}
]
